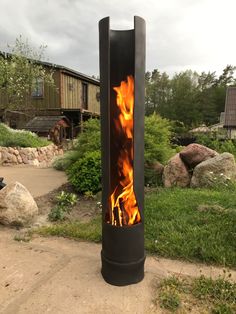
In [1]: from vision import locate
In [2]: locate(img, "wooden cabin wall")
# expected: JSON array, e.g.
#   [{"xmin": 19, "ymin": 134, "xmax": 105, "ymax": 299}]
[
  {"xmin": 61, "ymin": 73, "xmax": 82, "ymax": 109},
  {"xmin": 88, "ymin": 84, "xmax": 100, "ymax": 114},
  {"xmin": 31, "ymin": 70, "xmax": 60, "ymax": 110},
  {"xmin": 61, "ymin": 73, "xmax": 100, "ymax": 114}
]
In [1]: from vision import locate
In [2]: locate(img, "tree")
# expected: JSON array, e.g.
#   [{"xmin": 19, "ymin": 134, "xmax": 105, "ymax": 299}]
[
  {"xmin": 169, "ymin": 70, "xmax": 201, "ymax": 126},
  {"xmin": 145, "ymin": 66, "xmax": 236, "ymax": 128},
  {"xmin": 0, "ymin": 36, "xmax": 54, "ymax": 112},
  {"xmin": 145, "ymin": 69, "xmax": 171, "ymax": 116}
]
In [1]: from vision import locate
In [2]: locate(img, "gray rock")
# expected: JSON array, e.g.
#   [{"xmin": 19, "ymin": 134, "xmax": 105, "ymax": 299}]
[
  {"xmin": 0, "ymin": 181, "xmax": 38, "ymax": 226},
  {"xmin": 191, "ymin": 152, "xmax": 236, "ymax": 188},
  {"xmin": 180, "ymin": 143, "xmax": 218, "ymax": 168},
  {"xmin": 163, "ymin": 153, "xmax": 191, "ymax": 187}
]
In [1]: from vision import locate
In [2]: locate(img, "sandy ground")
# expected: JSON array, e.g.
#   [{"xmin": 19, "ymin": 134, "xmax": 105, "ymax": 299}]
[
  {"xmin": 0, "ymin": 227, "xmax": 236, "ymax": 314},
  {"xmin": 0, "ymin": 165, "xmax": 67, "ymax": 197}
]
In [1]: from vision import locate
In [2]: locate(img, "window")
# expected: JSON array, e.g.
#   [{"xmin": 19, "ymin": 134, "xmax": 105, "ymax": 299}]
[
  {"xmin": 32, "ymin": 78, "xmax": 44, "ymax": 98},
  {"xmin": 82, "ymin": 82, "xmax": 88, "ymax": 109}
]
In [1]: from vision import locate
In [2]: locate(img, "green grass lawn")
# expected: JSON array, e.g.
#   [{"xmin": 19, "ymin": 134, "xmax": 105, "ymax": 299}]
[
  {"xmin": 155, "ymin": 274, "xmax": 236, "ymax": 313},
  {"xmin": 37, "ymin": 187, "xmax": 236, "ymax": 268},
  {"xmin": 145, "ymin": 188, "xmax": 236, "ymax": 267}
]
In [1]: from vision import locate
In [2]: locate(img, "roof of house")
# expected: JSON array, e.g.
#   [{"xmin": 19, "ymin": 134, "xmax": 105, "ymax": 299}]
[
  {"xmin": 25, "ymin": 116, "xmax": 70, "ymax": 133},
  {"xmin": 224, "ymin": 87, "xmax": 236, "ymax": 127},
  {"xmin": 40, "ymin": 60, "xmax": 100, "ymax": 86},
  {"xmin": 0, "ymin": 51, "xmax": 100, "ymax": 86}
]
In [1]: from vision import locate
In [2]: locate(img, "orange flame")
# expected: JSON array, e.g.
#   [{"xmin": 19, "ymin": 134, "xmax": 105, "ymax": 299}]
[{"xmin": 109, "ymin": 75, "xmax": 141, "ymax": 226}]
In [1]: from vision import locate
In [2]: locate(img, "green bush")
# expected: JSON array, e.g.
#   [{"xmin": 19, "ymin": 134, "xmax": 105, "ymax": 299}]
[
  {"xmin": 55, "ymin": 115, "xmax": 176, "ymax": 189},
  {"xmin": 196, "ymin": 134, "xmax": 236, "ymax": 158},
  {"xmin": 66, "ymin": 151, "xmax": 101, "ymax": 194},
  {"xmin": 48, "ymin": 191, "xmax": 78, "ymax": 222},
  {"xmin": 74, "ymin": 118, "xmax": 101, "ymax": 159},
  {"xmin": 0, "ymin": 123, "xmax": 49, "ymax": 147},
  {"xmin": 145, "ymin": 113, "xmax": 175, "ymax": 164},
  {"xmin": 144, "ymin": 114, "xmax": 175, "ymax": 186},
  {"xmin": 145, "ymin": 165, "xmax": 163, "ymax": 187},
  {"xmin": 53, "ymin": 150, "xmax": 81, "ymax": 171},
  {"xmin": 53, "ymin": 119, "xmax": 101, "ymax": 171}
]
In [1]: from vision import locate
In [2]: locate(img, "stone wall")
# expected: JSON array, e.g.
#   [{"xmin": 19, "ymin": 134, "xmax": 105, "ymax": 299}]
[{"xmin": 0, "ymin": 144, "xmax": 63, "ymax": 167}]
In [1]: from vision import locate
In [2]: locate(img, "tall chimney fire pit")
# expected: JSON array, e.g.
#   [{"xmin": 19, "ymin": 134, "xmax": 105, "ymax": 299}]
[{"xmin": 99, "ymin": 16, "xmax": 146, "ymax": 286}]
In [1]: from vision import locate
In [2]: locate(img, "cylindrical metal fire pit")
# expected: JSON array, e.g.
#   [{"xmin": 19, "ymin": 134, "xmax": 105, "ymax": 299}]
[{"xmin": 99, "ymin": 16, "xmax": 146, "ymax": 286}]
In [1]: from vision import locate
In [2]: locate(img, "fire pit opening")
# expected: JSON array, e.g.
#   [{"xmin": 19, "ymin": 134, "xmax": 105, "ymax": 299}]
[{"xmin": 99, "ymin": 16, "xmax": 146, "ymax": 286}]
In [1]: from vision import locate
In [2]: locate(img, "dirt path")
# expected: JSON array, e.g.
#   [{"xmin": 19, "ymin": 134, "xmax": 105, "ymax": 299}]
[
  {"xmin": 0, "ymin": 165, "xmax": 67, "ymax": 197},
  {"xmin": 0, "ymin": 227, "xmax": 236, "ymax": 314}
]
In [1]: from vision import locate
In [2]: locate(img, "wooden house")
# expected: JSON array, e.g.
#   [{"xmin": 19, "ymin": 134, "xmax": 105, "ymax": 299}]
[
  {"xmin": 223, "ymin": 87, "xmax": 236, "ymax": 139},
  {"xmin": 0, "ymin": 55, "xmax": 100, "ymax": 138}
]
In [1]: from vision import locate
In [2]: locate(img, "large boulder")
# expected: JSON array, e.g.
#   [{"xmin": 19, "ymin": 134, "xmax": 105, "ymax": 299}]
[
  {"xmin": 163, "ymin": 153, "xmax": 191, "ymax": 187},
  {"xmin": 180, "ymin": 143, "xmax": 218, "ymax": 168},
  {"xmin": 191, "ymin": 152, "xmax": 236, "ymax": 188},
  {"xmin": 0, "ymin": 181, "xmax": 38, "ymax": 226}
]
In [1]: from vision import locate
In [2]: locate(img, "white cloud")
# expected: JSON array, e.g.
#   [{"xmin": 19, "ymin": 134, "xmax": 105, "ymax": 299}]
[{"xmin": 0, "ymin": 0, "xmax": 236, "ymax": 76}]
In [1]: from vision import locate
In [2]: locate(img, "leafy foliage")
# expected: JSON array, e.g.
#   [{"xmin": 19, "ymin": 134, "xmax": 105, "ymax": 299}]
[
  {"xmin": 196, "ymin": 134, "xmax": 236, "ymax": 158},
  {"xmin": 53, "ymin": 150, "xmax": 81, "ymax": 171},
  {"xmin": 55, "ymin": 119, "xmax": 102, "ymax": 193},
  {"xmin": 144, "ymin": 113, "xmax": 175, "ymax": 164},
  {"xmin": 53, "ymin": 118, "xmax": 101, "ymax": 171},
  {"xmin": 66, "ymin": 151, "xmax": 101, "ymax": 194},
  {"xmin": 145, "ymin": 65, "xmax": 236, "ymax": 127},
  {"xmin": 144, "ymin": 113, "xmax": 176, "ymax": 186},
  {"xmin": 0, "ymin": 123, "xmax": 49, "ymax": 147},
  {"xmin": 48, "ymin": 191, "xmax": 78, "ymax": 222},
  {"xmin": 54, "ymin": 116, "xmax": 176, "ymax": 189},
  {"xmin": 0, "ymin": 36, "xmax": 54, "ymax": 110},
  {"xmin": 73, "ymin": 118, "xmax": 101, "ymax": 158}
]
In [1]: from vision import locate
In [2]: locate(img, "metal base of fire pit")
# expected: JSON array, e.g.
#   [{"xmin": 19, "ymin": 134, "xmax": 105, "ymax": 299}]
[
  {"xmin": 101, "ymin": 223, "xmax": 145, "ymax": 286},
  {"xmin": 101, "ymin": 253, "xmax": 145, "ymax": 286}
]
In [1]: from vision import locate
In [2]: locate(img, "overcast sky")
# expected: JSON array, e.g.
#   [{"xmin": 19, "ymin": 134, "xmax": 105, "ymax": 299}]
[{"xmin": 0, "ymin": 0, "xmax": 235, "ymax": 77}]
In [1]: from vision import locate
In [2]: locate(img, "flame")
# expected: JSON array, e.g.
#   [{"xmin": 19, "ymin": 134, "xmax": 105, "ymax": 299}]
[{"xmin": 109, "ymin": 75, "xmax": 141, "ymax": 226}]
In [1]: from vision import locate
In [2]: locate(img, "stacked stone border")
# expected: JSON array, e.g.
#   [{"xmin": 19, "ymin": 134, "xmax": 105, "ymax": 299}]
[{"xmin": 0, "ymin": 144, "xmax": 63, "ymax": 167}]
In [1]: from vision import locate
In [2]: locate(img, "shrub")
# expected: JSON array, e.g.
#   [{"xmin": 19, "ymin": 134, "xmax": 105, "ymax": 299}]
[
  {"xmin": 144, "ymin": 114, "xmax": 175, "ymax": 185},
  {"xmin": 0, "ymin": 123, "xmax": 49, "ymax": 147},
  {"xmin": 74, "ymin": 118, "xmax": 101, "ymax": 159},
  {"xmin": 196, "ymin": 134, "xmax": 236, "ymax": 158},
  {"xmin": 53, "ymin": 150, "xmax": 81, "ymax": 171},
  {"xmin": 145, "ymin": 165, "xmax": 163, "ymax": 187},
  {"xmin": 48, "ymin": 191, "xmax": 78, "ymax": 222},
  {"xmin": 145, "ymin": 113, "xmax": 175, "ymax": 164},
  {"xmin": 53, "ymin": 119, "xmax": 101, "ymax": 171},
  {"xmin": 56, "ymin": 115, "xmax": 176, "ymax": 189},
  {"xmin": 66, "ymin": 151, "xmax": 101, "ymax": 194}
]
